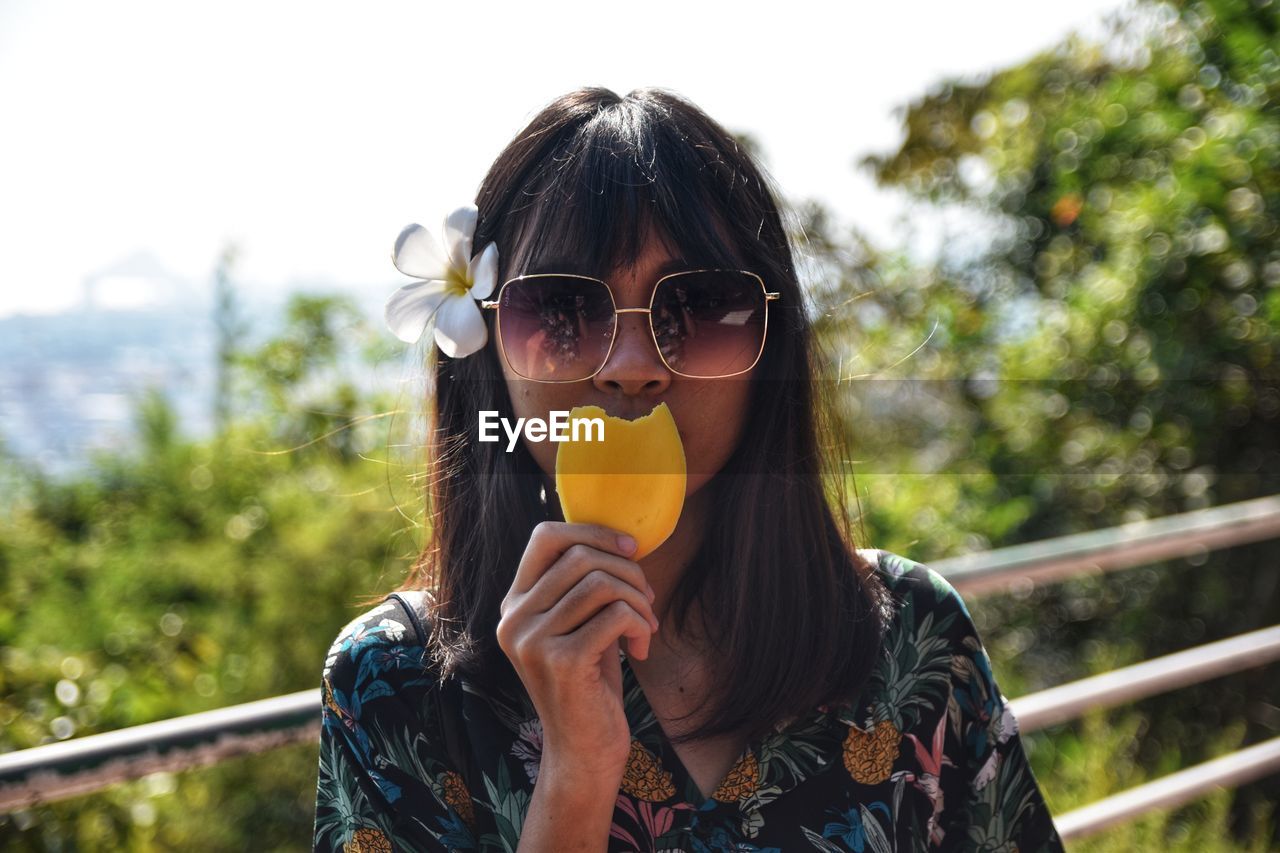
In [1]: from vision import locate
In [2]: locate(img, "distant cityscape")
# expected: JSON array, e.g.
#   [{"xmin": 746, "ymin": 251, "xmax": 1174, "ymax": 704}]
[{"xmin": 0, "ymin": 251, "xmax": 396, "ymax": 482}]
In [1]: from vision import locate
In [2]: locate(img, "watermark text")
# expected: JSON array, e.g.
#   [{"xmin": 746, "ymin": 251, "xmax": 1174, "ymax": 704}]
[{"xmin": 478, "ymin": 410, "xmax": 605, "ymax": 451}]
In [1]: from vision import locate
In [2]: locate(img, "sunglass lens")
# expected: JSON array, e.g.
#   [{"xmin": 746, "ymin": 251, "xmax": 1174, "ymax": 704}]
[
  {"xmin": 497, "ymin": 276, "xmax": 615, "ymax": 381},
  {"xmin": 651, "ymin": 271, "xmax": 767, "ymax": 377}
]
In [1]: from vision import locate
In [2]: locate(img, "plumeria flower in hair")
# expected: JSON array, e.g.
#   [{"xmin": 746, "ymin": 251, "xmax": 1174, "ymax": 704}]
[{"xmin": 385, "ymin": 204, "xmax": 499, "ymax": 358}]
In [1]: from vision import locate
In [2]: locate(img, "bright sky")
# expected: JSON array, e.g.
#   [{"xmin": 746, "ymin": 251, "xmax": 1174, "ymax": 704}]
[{"xmin": 0, "ymin": 0, "xmax": 1130, "ymax": 317}]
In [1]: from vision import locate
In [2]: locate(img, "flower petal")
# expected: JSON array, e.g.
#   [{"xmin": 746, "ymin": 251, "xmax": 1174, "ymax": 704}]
[
  {"xmin": 468, "ymin": 241, "xmax": 500, "ymax": 301},
  {"xmin": 384, "ymin": 279, "xmax": 449, "ymax": 343},
  {"xmin": 443, "ymin": 205, "xmax": 477, "ymax": 273},
  {"xmin": 392, "ymin": 223, "xmax": 449, "ymax": 280},
  {"xmin": 433, "ymin": 293, "xmax": 488, "ymax": 358}
]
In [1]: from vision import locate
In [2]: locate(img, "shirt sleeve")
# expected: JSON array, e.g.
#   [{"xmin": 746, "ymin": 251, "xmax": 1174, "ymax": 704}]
[
  {"xmin": 313, "ymin": 675, "xmax": 402, "ymax": 852},
  {"xmin": 312, "ymin": 602, "xmax": 482, "ymax": 852},
  {"xmin": 932, "ymin": 573, "xmax": 1066, "ymax": 852}
]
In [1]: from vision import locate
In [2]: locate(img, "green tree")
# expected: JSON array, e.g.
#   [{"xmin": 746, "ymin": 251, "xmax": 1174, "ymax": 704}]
[
  {"xmin": 233, "ymin": 293, "xmax": 384, "ymax": 465},
  {"xmin": 0, "ymin": 293, "xmax": 419, "ymax": 849},
  {"xmin": 212, "ymin": 243, "xmax": 249, "ymax": 435},
  {"xmin": 806, "ymin": 0, "xmax": 1278, "ymax": 846}
]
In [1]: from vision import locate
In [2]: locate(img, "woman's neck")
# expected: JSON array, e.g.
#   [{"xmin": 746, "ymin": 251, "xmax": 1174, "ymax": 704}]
[{"xmin": 640, "ymin": 484, "xmax": 710, "ymax": 627}]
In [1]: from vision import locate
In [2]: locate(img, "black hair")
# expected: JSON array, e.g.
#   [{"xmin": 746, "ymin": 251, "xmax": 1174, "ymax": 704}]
[{"xmin": 396, "ymin": 86, "xmax": 891, "ymax": 746}]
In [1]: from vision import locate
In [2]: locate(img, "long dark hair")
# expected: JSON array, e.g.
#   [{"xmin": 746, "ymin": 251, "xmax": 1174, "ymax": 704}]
[{"xmin": 397, "ymin": 86, "xmax": 891, "ymax": 746}]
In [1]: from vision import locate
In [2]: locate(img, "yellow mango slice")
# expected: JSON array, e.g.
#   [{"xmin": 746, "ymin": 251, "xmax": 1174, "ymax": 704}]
[{"xmin": 554, "ymin": 402, "xmax": 686, "ymax": 559}]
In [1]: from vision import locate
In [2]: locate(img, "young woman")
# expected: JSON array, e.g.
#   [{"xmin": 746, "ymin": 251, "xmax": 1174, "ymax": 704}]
[{"xmin": 313, "ymin": 86, "xmax": 1064, "ymax": 852}]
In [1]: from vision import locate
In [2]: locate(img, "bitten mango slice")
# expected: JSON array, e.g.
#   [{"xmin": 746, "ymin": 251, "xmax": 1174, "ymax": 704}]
[{"xmin": 554, "ymin": 402, "xmax": 686, "ymax": 559}]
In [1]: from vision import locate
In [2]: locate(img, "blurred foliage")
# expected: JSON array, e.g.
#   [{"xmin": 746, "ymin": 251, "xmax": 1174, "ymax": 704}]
[
  {"xmin": 802, "ymin": 0, "xmax": 1279, "ymax": 848},
  {"xmin": 2, "ymin": 0, "xmax": 1279, "ymax": 849},
  {"xmin": 0, "ymin": 291, "xmax": 427, "ymax": 849}
]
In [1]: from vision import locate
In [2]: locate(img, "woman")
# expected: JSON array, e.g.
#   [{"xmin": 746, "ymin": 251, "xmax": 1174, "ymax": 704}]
[{"xmin": 313, "ymin": 86, "xmax": 1064, "ymax": 852}]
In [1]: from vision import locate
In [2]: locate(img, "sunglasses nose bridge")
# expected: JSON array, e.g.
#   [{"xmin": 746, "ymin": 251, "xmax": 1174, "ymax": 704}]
[
  {"xmin": 608, "ymin": 306, "xmax": 660, "ymax": 354},
  {"xmin": 594, "ymin": 304, "xmax": 668, "ymax": 375}
]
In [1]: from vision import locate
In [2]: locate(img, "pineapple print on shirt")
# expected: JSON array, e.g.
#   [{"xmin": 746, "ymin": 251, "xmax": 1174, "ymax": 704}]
[
  {"xmin": 313, "ymin": 551, "xmax": 1065, "ymax": 852},
  {"xmin": 620, "ymin": 737, "xmax": 678, "ymax": 802}
]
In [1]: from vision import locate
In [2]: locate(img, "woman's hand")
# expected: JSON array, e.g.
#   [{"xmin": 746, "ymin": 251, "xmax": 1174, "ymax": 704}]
[{"xmin": 497, "ymin": 521, "xmax": 660, "ymax": 777}]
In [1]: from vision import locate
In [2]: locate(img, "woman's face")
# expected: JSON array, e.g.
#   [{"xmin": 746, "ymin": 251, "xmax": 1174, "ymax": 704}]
[{"xmin": 497, "ymin": 228, "xmax": 755, "ymax": 502}]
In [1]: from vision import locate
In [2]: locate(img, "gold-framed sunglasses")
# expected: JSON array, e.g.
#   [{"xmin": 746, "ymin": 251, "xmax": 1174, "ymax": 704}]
[{"xmin": 480, "ymin": 269, "xmax": 780, "ymax": 382}]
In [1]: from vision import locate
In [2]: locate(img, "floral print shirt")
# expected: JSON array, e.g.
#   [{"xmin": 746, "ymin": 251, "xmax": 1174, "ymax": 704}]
[{"xmin": 313, "ymin": 550, "xmax": 1064, "ymax": 852}]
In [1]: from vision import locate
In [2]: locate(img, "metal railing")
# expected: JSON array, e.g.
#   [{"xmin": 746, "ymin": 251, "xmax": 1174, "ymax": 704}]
[
  {"xmin": 3, "ymin": 493, "xmax": 1279, "ymax": 841},
  {"xmin": 931, "ymin": 492, "xmax": 1280, "ymax": 597}
]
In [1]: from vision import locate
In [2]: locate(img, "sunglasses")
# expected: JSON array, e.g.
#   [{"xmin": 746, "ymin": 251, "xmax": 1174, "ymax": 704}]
[{"xmin": 480, "ymin": 269, "xmax": 780, "ymax": 382}]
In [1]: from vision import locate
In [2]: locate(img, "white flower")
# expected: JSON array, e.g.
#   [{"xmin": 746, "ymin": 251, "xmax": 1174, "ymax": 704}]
[
  {"xmin": 385, "ymin": 204, "xmax": 499, "ymax": 358},
  {"xmin": 375, "ymin": 618, "xmax": 406, "ymax": 642}
]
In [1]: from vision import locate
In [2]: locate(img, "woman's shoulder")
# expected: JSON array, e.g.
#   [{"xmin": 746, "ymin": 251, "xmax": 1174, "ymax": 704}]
[
  {"xmin": 837, "ymin": 548, "xmax": 995, "ymax": 728},
  {"xmin": 321, "ymin": 591, "xmax": 438, "ymax": 703},
  {"xmin": 856, "ymin": 547, "xmax": 978, "ymax": 629}
]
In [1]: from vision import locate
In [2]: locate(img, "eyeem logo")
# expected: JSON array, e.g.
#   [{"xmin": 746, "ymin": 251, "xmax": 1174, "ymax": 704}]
[{"xmin": 478, "ymin": 410, "xmax": 605, "ymax": 452}]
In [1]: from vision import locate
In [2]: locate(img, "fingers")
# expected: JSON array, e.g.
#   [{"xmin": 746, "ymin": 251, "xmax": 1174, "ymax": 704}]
[
  {"xmin": 512, "ymin": 521, "xmax": 638, "ymax": 596},
  {"xmin": 525, "ymin": 542, "xmax": 655, "ymax": 618},
  {"xmin": 561, "ymin": 599, "xmax": 656, "ymax": 661},
  {"xmin": 498, "ymin": 521, "xmax": 657, "ymax": 664},
  {"xmin": 541, "ymin": 568, "xmax": 660, "ymax": 640}
]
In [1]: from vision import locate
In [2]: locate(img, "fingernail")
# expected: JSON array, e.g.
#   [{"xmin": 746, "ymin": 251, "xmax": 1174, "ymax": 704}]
[
  {"xmin": 617, "ymin": 534, "xmax": 637, "ymax": 554},
  {"xmin": 647, "ymin": 586, "xmax": 656, "ymax": 602}
]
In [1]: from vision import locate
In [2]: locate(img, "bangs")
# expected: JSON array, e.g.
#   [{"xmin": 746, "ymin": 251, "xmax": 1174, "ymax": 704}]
[{"xmin": 502, "ymin": 102, "xmax": 749, "ymax": 282}]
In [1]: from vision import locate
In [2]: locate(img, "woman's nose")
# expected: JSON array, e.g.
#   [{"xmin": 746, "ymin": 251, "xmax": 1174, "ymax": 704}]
[{"xmin": 592, "ymin": 310, "xmax": 671, "ymax": 395}]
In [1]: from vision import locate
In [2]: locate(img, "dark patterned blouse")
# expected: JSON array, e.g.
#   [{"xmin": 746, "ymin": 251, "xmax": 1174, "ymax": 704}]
[{"xmin": 313, "ymin": 550, "xmax": 1065, "ymax": 852}]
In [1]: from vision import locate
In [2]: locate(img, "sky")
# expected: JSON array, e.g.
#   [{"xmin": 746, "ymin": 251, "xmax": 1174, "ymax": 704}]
[{"xmin": 0, "ymin": 0, "xmax": 1132, "ymax": 318}]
